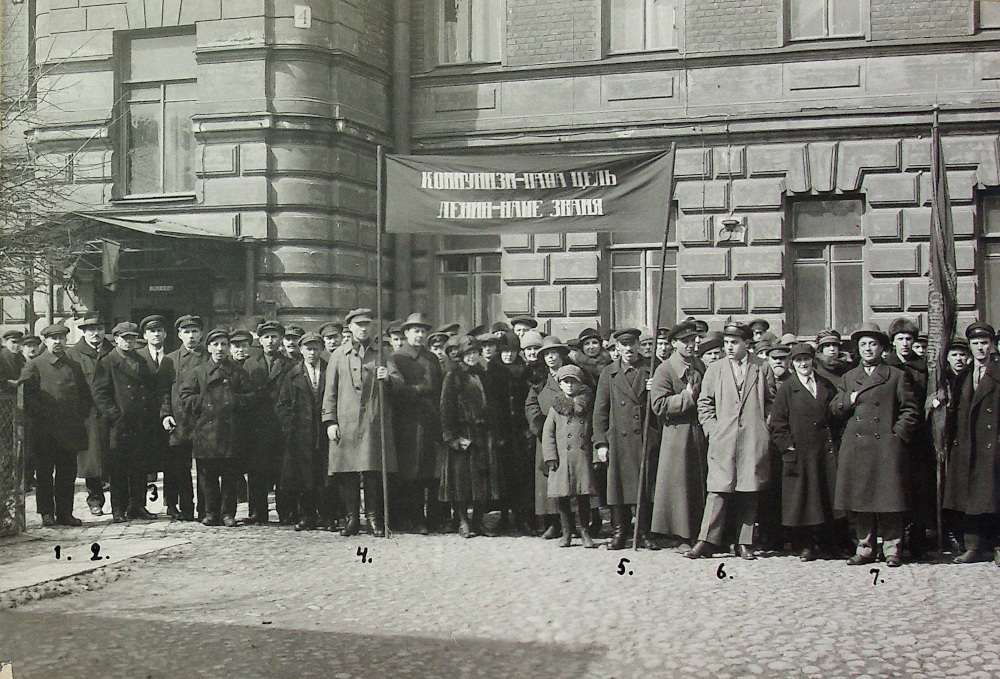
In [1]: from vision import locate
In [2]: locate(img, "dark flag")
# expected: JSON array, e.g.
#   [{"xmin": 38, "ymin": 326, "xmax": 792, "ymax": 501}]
[{"xmin": 926, "ymin": 107, "xmax": 958, "ymax": 551}]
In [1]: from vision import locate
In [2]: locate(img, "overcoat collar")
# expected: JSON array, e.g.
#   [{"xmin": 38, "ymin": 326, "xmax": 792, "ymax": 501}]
[
  {"xmin": 848, "ymin": 361, "xmax": 889, "ymax": 394},
  {"xmin": 609, "ymin": 356, "xmax": 649, "ymax": 403},
  {"xmin": 971, "ymin": 360, "xmax": 1000, "ymax": 409},
  {"xmin": 788, "ymin": 371, "xmax": 832, "ymax": 411}
]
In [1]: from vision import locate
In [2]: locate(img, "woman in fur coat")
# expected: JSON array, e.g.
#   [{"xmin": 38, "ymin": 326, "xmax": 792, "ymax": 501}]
[{"xmin": 542, "ymin": 365, "xmax": 598, "ymax": 548}]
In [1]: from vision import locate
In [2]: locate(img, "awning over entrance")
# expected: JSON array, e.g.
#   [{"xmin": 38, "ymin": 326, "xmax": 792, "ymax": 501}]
[{"xmin": 72, "ymin": 212, "xmax": 243, "ymax": 241}]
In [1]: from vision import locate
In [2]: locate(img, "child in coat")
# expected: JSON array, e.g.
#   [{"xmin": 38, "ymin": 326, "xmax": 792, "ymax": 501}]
[{"xmin": 543, "ymin": 365, "xmax": 599, "ymax": 548}]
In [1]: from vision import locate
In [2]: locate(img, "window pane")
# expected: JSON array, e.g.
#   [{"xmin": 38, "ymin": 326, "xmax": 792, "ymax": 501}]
[
  {"xmin": 127, "ymin": 100, "xmax": 161, "ymax": 194},
  {"xmin": 163, "ymin": 98, "xmax": 195, "ymax": 192},
  {"xmin": 648, "ymin": 249, "xmax": 677, "ymax": 267},
  {"xmin": 830, "ymin": 0, "xmax": 861, "ymax": 35},
  {"xmin": 793, "ymin": 262, "xmax": 829, "ymax": 336},
  {"xmin": 795, "ymin": 245, "xmax": 826, "ymax": 260},
  {"xmin": 470, "ymin": 0, "xmax": 502, "ymax": 62},
  {"xmin": 792, "ymin": 199, "xmax": 864, "ymax": 239},
  {"xmin": 983, "ymin": 194, "xmax": 1000, "ymax": 235},
  {"xmin": 478, "ymin": 254, "xmax": 501, "ymax": 273},
  {"xmin": 611, "ymin": 270, "xmax": 643, "ymax": 329},
  {"xmin": 832, "ymin": 244, "xmax": 863, "ymax": 261},
  {"xmin": 440, "ymin": 234, "xmax": 500, "ymax": 250},
  {"xmin": 647, "ymin": 267, "xmax": 677, "ymax": 327},
  {"xmin": 441, "ymin": 0, "xmax": 467, "ymax": 63},
  {"xmin": 650, "ymin": 0, "xmax": 678, "ymax": 49},
  {"xmin": 479, "ymin": 273, "xmax": 501, "ymax": 325},
  {"xmin": 981, "ymin": 2, "xmax": 1000, "ymax": 29},
  {"xmin": 984, "ymin": 249, "xmax": 1000, "ymax": 324},
  {"xmin": 610, "ymin": 0, "xmax": 645, "ymax": 52},
  {"xmin": 790, "ymin": 0, "xmax": 826, "ymax": 38},
  {"xmin": 129, "ymin": 34, "xmax": 196, "ymax": 82},
  {"xmin": 611, "ymin": 251, "xmax": 642, "ymax": 268},
  {"xmin": 440, "ymin": 276, "xmax": 472, "ymax": 330},
  {"xmin": 833, "ymin": 262, "xmax": 863, "ymax": 334},
  {"xmin": 441, "ymin": 256, "xmax": 470, "ymax": 273}
]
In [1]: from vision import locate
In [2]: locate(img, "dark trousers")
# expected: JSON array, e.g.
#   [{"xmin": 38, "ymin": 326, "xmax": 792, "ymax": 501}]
[
  {"xmin": 34, "ymin": 432, "xmax": 78, "ymax": 518},
  {"xmin": 109, "ymin": 451, "xmax": 147, "ymax": 517},
  {"xmin": 961, "ymin": 513, "xmax": 998, "ymax": 553},
  {"xmin": 339, "ymin": 471, "xmax": 384, "ymax": 519},
  {"xmin": 197, "ymin": 459, "xmax": 239, "ymax": 519},
  {"xmin": 85, "ymin": 476, "xmax": 105, "ymax": 509},
  {"xmin": 248, "ymin": 468, "xmax": 275, "ymax": 520},
  {"xmin": 164, "ymin": 443, "xmax": 194, "ymax": 515}
]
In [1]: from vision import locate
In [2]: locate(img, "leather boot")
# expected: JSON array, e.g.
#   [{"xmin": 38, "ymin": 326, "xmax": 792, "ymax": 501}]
[
  {"xmin": 368, "ymin": 512, "xmax": 385, "ymax": 537},
  {"xmin": 589, "ymin": 508, "xmax": 603, "ymax": 537},
  {"xmin": 557, "ymin": 505, "xmax": 573, "ymax": 547},
  {"xmin": 340, "ymin": 511, "xmax": 360, "ymax": 537},
  {"xmin": 541, "ymin": 514, "xmax": 561, "ymax": 540},
  {"xmin": 607, "ymin": 505, "xmax": 627, "ymax": 550}
]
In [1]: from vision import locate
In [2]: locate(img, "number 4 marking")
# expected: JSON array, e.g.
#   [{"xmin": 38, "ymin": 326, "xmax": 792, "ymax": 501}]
[{"xmin": 294, "ymin": 5, "xmax": 312, "ymax": 29}]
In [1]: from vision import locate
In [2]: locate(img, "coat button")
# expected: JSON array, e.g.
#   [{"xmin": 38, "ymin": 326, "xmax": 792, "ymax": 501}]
[
  {"xmin": 874, "ymin": 402, "xmax": 880, "ymax": 406},
  {"xmin": 874, "ymin": 417, "xmax": 880, "ymax": 423},
  {"xmin": 874, "ymin": 434, "xmax": 881, "ymax": 439},
  {"xmin": 621, "ymin": 401, "xmax": 626, "ymax": 406},
  {"xmin": 856, "ymin": 433, "xmax": 861, "ymax": 437}
]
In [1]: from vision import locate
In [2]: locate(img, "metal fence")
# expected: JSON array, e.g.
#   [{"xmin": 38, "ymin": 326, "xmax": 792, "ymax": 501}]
[{"xmin": 0, "ymin": 393, "xmax": 26, "ymax": 536}]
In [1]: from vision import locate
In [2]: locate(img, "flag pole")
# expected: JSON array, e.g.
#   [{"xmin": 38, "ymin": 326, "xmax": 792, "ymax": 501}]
[
  {"xmin": 634, "ymin": 142, "xmax": 677, "ymax": 551},
  {"xmin": 931, "ymin": 107, "xmax": 945, "ymax": 555},
  {"xmin": 376, "ymin": 144, "xmax": 391, "ymax": 538}
]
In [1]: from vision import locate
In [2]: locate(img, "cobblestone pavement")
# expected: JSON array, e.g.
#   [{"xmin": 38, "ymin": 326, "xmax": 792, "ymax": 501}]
[{"xmin": 2, "ymin": 482, "xmax": 1000, "ymax": 679}]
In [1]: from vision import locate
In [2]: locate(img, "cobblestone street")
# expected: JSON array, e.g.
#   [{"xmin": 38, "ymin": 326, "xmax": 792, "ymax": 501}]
[{"xmin": 2, "ymin": 485, "xmax": 1000, "ymax": 679}]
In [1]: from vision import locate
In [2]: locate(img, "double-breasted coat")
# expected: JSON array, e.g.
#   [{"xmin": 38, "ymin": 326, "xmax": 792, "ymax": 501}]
[
  {"xmin": 525, "ymin": 370, "xmax": 563, "ymax": 514},
  {"xmin": 242, "ymin": 352, "xmax": 295, "ymax": 473},
  {"xmin": 831, "ymin": 362, "xmax": 920, "ymax": 513},
  {"xmin": 697, "ymin": 355, "xmax": 777, "ymax": 493},
  {"xmin": 542, "ymin": 387, "xmax": 598, "ymax": 498},
  {"xmin": 389, "ymin": 344, "xmax": 441, "ymax": 481},
  {"xmin": 768, "ymin": 372, "xmax": 840, "ymax": 526},
  {"xmin": 139, "ymin": 346, "xmax": 171, "ymax": 471},
  {"xmin": 180, "ymin": 358, "xmax": 253, "ymax": 460},
  {"xmin": 943, "ymin": 361, "xmax": 1000, "ymax": 516},
  {"xmin": 322, "ymin": 341, "xmax": 401, "ymax": 474},
  {"xmin": 276, "ymin": 359, "xmax": 328, "ymax": 493},
  {"xmin": 504, "ymin": 357, "xmax": 537, "ymax": 510},
  {"xmin": 649, "ymin": 353, "xmax": 708, "ymax": 540},
  {"xmin": 593, "ymin": 356, "xmax": 661, "ymax": 506},
  {"xmin": 67, "ymin": 338, "xmax": 113, "ymax": 477},
  {"xmin": 160, "ymin": 345, "xmax": 208, "ymax": 448},
  {"xmin": 439, "ymin": 361, "xmax": 501, "ymax": 502},
  {"xmin": 1, "ymin": 347, "xmax": 26, "ymax": 394},
  {"xmin": 19, "ymin": 351, "xmax": 90, "ymax": 452},
  {"xmin": 884, "ymin": 352, "xmax": 935, "ymax": 524},
  {"xmin": 91, "ymin": 348, "xmax": 161, "ymax": 470}
]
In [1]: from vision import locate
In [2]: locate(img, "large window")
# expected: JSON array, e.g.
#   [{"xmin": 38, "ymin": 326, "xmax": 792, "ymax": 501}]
[
  {"xmin": 790, "ymin": 199, "xmax": 865, "ymax": 336},
  {"xmin": 980, "ymin": 2, "xmax": 1000, "ymax": 30},
  {"xmin": 980, "ymin": 194, "xmax": 1000, "ymax": 323},
  {"xmin": 608, "ymin": 217, "xmax": 677, "ymax": 330},
  {"xmin": 437, "ymin": 235, "xmax": 501, "ymax": 330},
  {"xmin": 608, "ymin": 0, "xmax": 679, "ymax": 53},
  {"xmin": 121, "ymin": 33, "xmax": 197, "ymax": 196},
  {"xmin": 789, "ymin": 0, "xmax": 863, "ymax": 40},
  {"xmin": 440, "ymin": 0, "xmax": 503, "ymax": 64}
]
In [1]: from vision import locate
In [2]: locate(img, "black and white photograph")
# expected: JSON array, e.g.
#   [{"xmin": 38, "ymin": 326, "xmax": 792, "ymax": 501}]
[{"xmin": 2, "ymin": 0, "xmax": 1000, "ymax": 677}]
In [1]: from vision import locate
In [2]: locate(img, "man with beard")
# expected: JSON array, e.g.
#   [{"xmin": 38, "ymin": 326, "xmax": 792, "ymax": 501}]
[{"xmin": 67, "ymin": 315, "xmax": 113, "ymax": 515}]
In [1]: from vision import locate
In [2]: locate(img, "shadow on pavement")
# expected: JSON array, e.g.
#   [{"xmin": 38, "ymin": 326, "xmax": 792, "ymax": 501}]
[{"xmin": 0, "ymin": 610, "xmax": 604, "ymax": 679}]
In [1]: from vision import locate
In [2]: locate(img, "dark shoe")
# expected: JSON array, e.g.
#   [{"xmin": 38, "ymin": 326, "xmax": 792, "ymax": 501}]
[
  {"xmin": 885, "ymin": 554, "xmax": 902, "ymax": 568},
  {"xmin": 799, "ymin": 547, "xmax": 816, "ymax": 562},
  {"xmin": 112, "ymin": 513, "xmax": 126, "ymax": 523},
  {"xmin": 639, "ymin": 535, "xmax": 661, "ymax": 551},
  {"xmin": 737, "ymin": 544, "xmax": 757, "ymax": 560},
  {"xmin": 953, "ymin": 550, "xmax": 988, "ymax": 564},
  {"xmin": 202, "ymin": 514, "xmax": 222, "ymax": 526},
  {"xmin": 684, "ymin": 541, "xmax": 714, "ymax": 559},
  {"xmin": 607, "ymin": 529, "xmax": 628, "ymax": 551},
  {"xmin": 589, "ymin": 509, "xmax": 603, "ymax": 537},
  {"xmin": 41, "ymin": 514, "xmax": 56, "ymax": 527},
  {"xmin": 178, "ymin": 512, "xmax": 195, "ymax": 522},
  {"xmin": 518, "ymin": 520, "xmax": 537, "ymax": 537},
  {"xmin": 165, "ymin": 505, "xmax": 180, "ymax": 520},
  {"xmin": 279, "ymin": 516, "xmax": 296, "ymax": 526},
  {"xmin": 580, "ymin": 527, "xmax": 596, "ymax": 549},
  {"xmin": 340, "ymin": 514, "xmax": 360, "ymax": 537},
  {"xmin": 126, "ymin": 507, "xmax": 156, "ymax": 521},
  {"xmin": 415, "ymin": 520, "xmax": 429, "ymax": 536},
  {"xmin": 89, "ymin": 505, "xmax": 104, "ymax": 517},
  {"xmin": 541, "ymin": 523, "xmax": 560, "ymax": 540},
  {"xmin": 847, "ymin": 553, "xmax": 876, "ymax": 566},
  {"xmin": 295, "ymin": 517, "xmax": 315, "ymax": 532},
  {"xmin": 57, "ymin": 515, "xmax": 83, "ymax": 527},
  {"xmin": 222, "ymin": 516, "xmax": 238, "ymax": 528},
  {"xmin": 243, "ymin": 513, "xmax": 267, "ymax": 526}
]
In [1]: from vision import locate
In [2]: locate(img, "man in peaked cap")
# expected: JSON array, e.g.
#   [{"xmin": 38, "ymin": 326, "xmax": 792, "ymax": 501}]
[
  {"xmin": 19, "ymin": 324, "xmax": 91, "ymax": 526},
  {"xmin": 21, "ymin": 334, "xmax": 42, "ymax": 360},
  {"xmin": 92, "ymin": 322, "xmax": 161, "ymax": 521},
  {"xmin": 319, "ymin": 321, "xmax": 344, "ymax": 358},
  {"xmin": 748, "ymin": 319, "xmax": 770, "ymax": 345},
  {"xmin": 385, "ymin": 320, "xmax": 406, "ymax": 354},
  {"xmin": 139, "ymin": 315, "xmax": 171, "ymax": 484},
  {"xmin": 283, "ymin": 324, "xmax": 306, "ymax": 362},
  {"xmin": 159, "ymin": 314, "xmax": 207, "ymax": 521},
  {"xmin": 1, "ymin": 328, "xmax": 25, "ymax": 395},
  {"xmin": 510, "ymin": 316, "xmax": 537, "ymax": 338},
  {"xmin": 913, "ymin": 333, "xmax": 928, "ymax": 359}
]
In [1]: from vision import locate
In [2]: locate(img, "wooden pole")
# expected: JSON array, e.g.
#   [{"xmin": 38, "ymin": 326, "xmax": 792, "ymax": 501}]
[
  {"xmin": 376, "ymin": 144, "xmax": 391, "ymax": 537},
  {"xmin": 633, "ymin": 143, "xmax": 677, "ymax": 551}
]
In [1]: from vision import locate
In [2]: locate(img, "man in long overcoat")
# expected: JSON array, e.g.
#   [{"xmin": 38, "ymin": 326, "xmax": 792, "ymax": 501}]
[
  {"xmin": 19, "ymin": 324, "xmax": 91, "ymax": 525},
  {"xmin": 323, "ymin": 308, "xmax": 402, "ymax": 537},
  {"xmin": 649, "ymin": 320, "xmax": 707, "ymax": 547},
  {"xmin": 593, "ymin": 328, "xmax": 661, "ymax": 550},
  {"xmin": 160, "ymin": 315, "xmax": 207, "ymax": 521},
  {"xmin": 139, "ymin": 315, "xmax": 171, "ymax": 492},
  {"xmin": 1, "ymin": 329, "xmax": 25, "ymax": 394},
  {"xmin": 944, "ymin": 322, "xmax": 1000, "ymax": 564},
  {"xmin": 688, "ymin": 322, "xmax": 776, "ymax": 560},
  {"xmin": 66, "ymin": 315, "xmax": 112, "ymax": 515},
  {"xmin": 92, "ymin": 322, "xmax": 161, "ymax": 521},
  {"xmin": 831, "ymin": 322, "xmax": 920, "ymax": 567},
  {"xmin": 242, "ymin": 320, "xmax": 295, "ymax": 525}
]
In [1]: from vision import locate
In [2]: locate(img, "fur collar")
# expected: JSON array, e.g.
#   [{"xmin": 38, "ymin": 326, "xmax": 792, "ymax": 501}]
[{"xmin": 552, "ymin": 385, "xmax": 593, "ymax": 416}]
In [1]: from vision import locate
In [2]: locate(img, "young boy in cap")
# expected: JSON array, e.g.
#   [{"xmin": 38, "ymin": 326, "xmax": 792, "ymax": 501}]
[
  {"xmin": 1, "ymin": 329, "xmax": 25, "ymax": 394},
  {"xmin": 19, "ymin": 324, "xmax": 91, "ymax": 526}
]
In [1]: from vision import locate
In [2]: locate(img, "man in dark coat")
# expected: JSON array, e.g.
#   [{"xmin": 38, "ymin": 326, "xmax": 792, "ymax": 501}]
[
  {"xmin": 67, "ymin": 315, "xmax": 113, "ymax": 515},
  {"xmin": 139, "ymin": 315, "xmax": 171, "ymax": 494},
  {"xmin": 593, "ymin": 328, "xmax": 661, "ymax": 551},
  {"xmin": 831, "ymin": 322, "xmax": 920, "ymax": 567},
  {"xmin": 181, "ymin": 328, "xmax": 254, "ymax": 527},
  {"xmin": 943, "ymin": 322, "xmax": 1000, "ymax": 564},
  {"xmin": 19, "ymin": 324, "xmax": 91, "ymax": 526},
  {"xmin": 160, "ymin": 315, "xmax": 207, "ymax": 521},
  {"xmin": 319, "ymin": 321, "xmax": 344, "ymax": 361},
  {"xmin": 501, "ymin": 330, "xmax": 536, "ymax": 535},
  {"xmin": 242, "ymin": 320, "xmax": 295, "ymax": 525},
  {"xmin": 1, "ymin": 329, "xmax": 25, "ymax": 394},
  {"xmin": 92, "ymin": 322, "xmax": 162, "ymax": 521}
]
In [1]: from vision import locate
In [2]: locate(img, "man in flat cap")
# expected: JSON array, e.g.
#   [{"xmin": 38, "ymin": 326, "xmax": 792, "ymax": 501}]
[
  {"xmin": 510, "ymin": 316, "xmax": 537, "ymax": 339},
  {"xmin": 242, "ymin": 320, "xmax": 295, "ymax": 524},
  {"xmin": 688, "ymin": 322, "xmax": 777, "ymax": 560},
  {"xmin": 944, "ymin": 322, "xmax": 1000, "ymax": 565},
  {"xmin": 593, "ymin": 327, "xmax": 661, "ymax": 550},
  {"xmin": 324, "ymin": 308, "xmax": 402, "ymax": 536},
  {"xmin": 139, "ymin": 315, "xmax": 171, "ymax": 495},
  {"xmin": 67, "ymin": 315, "xmax": 114, "ymax": 515},
  {"xmin": 19, "ymin": 325, "xmax": 91, "ymax": 526},
  {"xmin": 319, "ymin": 321, "xmax": 344, "ymax": 360},
  {"xmin": 1, "ymin": 329, "xmax": 25, "ymax": 395},
  {"xmin": 160, "ymin": 315, "xmax": 207, "ymax": 521},
  {"xmin": 92, "ymin": 322, "xmax": 160, "ymax": 521},
  {"xmin": 649, "ymin": 321, "xmax": 708, "ymax": 549},
  {"xmin": 832, "ymin": 322, "xmax": 919, "ymax": 567},
  {"xmin": 283, "ymin": 324, "xmax": 306, "ymax": 362},
  {"xmin": 748, "ymin": 319, "xmax": 770, "ymax": 346}
]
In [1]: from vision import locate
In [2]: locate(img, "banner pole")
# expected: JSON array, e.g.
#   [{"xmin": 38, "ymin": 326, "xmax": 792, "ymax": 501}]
[
  {"xmin": 376, "ymin": 144, "xmax": 391, "ymax": 538},
  {"xmin": 931, "ymin": 107, "xmax": 945, "ymax": 556},
  {"xmin": 634, "ymin": 142, "xmax": 677, "ymax": 551}
]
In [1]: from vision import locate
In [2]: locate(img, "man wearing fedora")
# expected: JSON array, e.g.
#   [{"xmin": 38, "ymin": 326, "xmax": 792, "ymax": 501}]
[
  {"xmin": 92, "ymin": 322, "xmax": 161, "ymax": 521},
  {"xmin": 324, "ymin": 308, "xmax": 402, "ymax": 537},
  {"xmin": 688, "ymin": 322, "xmax": 776, "ymax": 560},
  {"xmin": 943, "ymin": 322, "xmax": 1000, "ymax": 565},
  {"xmin": 831, "ymin": 322, "xmax": 919, "ymax": 567},
  {"xmin": 160, "ymin": 315, "xmax": 207, "ymax": 521},
  {"xmin": 20, "ymin": 324, "xmax": 91, "ymax": 526}
]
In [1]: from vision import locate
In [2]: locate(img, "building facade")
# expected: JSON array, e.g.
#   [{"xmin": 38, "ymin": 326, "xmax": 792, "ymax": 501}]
[{"xmin": 4, "ymin": 0, "xmax": 1000, "ymax": 340}]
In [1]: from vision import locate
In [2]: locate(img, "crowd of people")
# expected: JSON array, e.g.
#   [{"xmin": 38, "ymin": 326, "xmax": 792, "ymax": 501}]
[{"xmin": 2, "ymin": 309, "xmax": 998, "ymax": 568}]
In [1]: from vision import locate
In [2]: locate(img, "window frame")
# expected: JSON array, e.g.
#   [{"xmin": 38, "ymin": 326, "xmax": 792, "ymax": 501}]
[
  {"xmin": 605, "ymin": 0, "xmax": 683, "ymax": 56},
  {"xmin": 116, "ymin": 29, "xmax": 198, "ymax": 200},
  {"xmin": 435, "ymin": 236, "xmax": 502, "ymax": 329},
  {"xmin": 978, "ymin": 192, "xmax": 1000, "ymax": 323},
  {"xmin": 436, "ymin": 0, "xmax": 505, "ymax": 67},
  {"xmin": 785, "ymin": 0, "xmax": 870, "ymax": 43}
]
